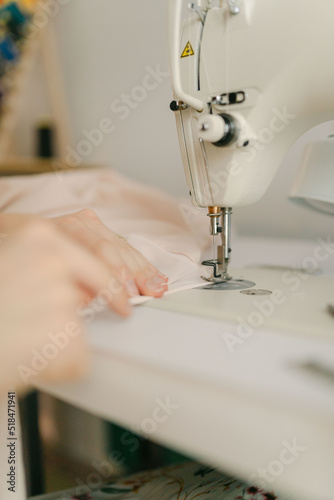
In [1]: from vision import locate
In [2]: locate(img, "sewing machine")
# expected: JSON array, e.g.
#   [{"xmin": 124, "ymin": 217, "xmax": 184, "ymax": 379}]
[{"xmin": 168, "ymin": 0, "xmax": 334, "ymax": 286}]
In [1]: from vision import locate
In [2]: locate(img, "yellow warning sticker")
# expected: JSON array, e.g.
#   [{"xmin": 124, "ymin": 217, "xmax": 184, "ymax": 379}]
[{"xmin": 181, "ymin": 41, "xmax": 195, "ymax": 58}]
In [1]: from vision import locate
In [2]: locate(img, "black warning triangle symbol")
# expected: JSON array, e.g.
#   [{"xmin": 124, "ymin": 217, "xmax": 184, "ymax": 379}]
[{"xmin": 181, "ymin": 41, "xmax": 195, "ymax": 58}]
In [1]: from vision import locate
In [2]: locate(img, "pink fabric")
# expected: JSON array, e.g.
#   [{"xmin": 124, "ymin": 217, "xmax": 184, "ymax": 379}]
[{"xmin": 0, "ymin": 168, "xmax": 210, "ymax": 284}]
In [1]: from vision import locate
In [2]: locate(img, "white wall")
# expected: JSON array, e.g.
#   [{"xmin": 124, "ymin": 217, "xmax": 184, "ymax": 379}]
[
  {"xmin": 18, "ymin": 0, "xmax": 334, "ymax": 240},
  {"xmin": 52, "ymin": 0, "xmax": 188, "ymax": 197}
]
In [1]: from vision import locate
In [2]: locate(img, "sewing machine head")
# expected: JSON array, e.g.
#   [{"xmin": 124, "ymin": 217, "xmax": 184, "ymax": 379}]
[{"xmin": 168, "ymin": 0, "xmax": 334, "ymax": 284}]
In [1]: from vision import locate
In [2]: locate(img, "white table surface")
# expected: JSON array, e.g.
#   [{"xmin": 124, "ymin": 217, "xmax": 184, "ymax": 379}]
[{"xmin": 34, "ymin": 236, "xmax": 334, "ymax": 500}]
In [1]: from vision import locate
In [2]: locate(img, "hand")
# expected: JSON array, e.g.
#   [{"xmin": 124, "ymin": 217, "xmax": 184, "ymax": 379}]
[
  {"xmin": 52, "ymin": 209, "xmax": 168, "ymax": 298},
  {"xmin": 0, "ymin": 219, "xmax": 131, "ymax": 395},
  {"xmin": 0, "ymin": 210, "xmax": 169, "ymax": 297}
]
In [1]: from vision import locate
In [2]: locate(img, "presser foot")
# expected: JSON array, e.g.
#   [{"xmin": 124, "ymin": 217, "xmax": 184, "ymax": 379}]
[
  {"xmin": 201, "ymin": 259, "xmax": 232, "ymax": 283},
  {"xmin": 201, "ymin": 259, "xmax": 255, "ymax": 290}
]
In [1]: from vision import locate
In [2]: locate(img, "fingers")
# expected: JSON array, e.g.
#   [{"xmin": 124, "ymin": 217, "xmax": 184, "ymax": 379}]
[
  {"xmin": 57, "ymin": 209, "xmax": 168, "ymax": 297},
  {"xmin": 18, "ymin": 220, "xmax": 132, "ymax": 318},
  {"xmin": 96, "ymin": 237, "xmax": 168, "ymax": 297}
]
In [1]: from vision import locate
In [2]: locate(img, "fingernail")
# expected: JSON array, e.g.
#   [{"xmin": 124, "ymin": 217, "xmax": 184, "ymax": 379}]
[
  {"xmin": 153, "ymin": 285, "xmax": 168, "ymax": 294},
  {"xmin": 157, "ymin": 271, "xmax": 168, "ymax": 280},
  {"xmin": 146, "ymin": 276, "xmax": 168, "ymax": 290}
]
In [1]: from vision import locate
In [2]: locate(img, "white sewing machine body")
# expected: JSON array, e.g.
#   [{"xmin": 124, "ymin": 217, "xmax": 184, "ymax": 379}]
[{"xmin": 168, "ymin": 0, "xmax": 334, "ymax": 208}]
